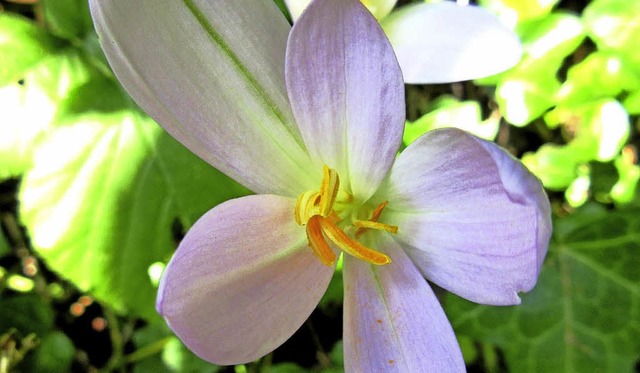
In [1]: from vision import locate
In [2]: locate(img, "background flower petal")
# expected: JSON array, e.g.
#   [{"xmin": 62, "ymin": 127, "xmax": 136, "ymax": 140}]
[
  {"xmin": 89, "ymin": 0, "xmax": 314, "ymax": 196},
  {"xmin": 382, "ymin": 2, "xmax": 522, "ymax": 84},
  {"xmin": 343, "ymin": 234, "xmax": 465, "ymax": 372},
  {"xmin": 379, "ymin": 128, "xmax": 551, "ymax": 305},
  {"xmin": 157, "ymin": 195, "xmax": 334, "ymax": 365},
  {"xmin": 286, "ymin": 0, "xmax": 405, "ymax": 200}
]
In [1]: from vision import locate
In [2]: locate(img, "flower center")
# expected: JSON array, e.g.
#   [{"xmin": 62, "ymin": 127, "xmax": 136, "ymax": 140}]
[{"xmin": 294, "ymin": 165, "xmax": 398, "ymax": 266}]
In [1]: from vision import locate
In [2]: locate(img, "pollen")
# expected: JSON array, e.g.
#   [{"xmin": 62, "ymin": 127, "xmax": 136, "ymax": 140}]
[{"xmin": 294, "ymin": 165, "xmax": 398, "ymax": 266}]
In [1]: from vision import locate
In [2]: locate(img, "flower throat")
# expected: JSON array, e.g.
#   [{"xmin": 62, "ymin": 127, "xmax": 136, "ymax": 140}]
[{"xmin": 294, "ymin": 165, "xmax": 398, "ymax": 266}]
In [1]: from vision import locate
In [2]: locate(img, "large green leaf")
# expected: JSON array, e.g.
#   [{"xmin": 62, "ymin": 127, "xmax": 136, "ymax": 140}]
[
  {"xmin": 0, "ymin": 13, "xmax": 61, "ymax": 86},
  {"xmin": 19, "ymin": 101, "xmax": 249, "ymax": 321},
  {"xmin": 445, "ymin": 206, "xmax": 640, "ymax": 372},
  {"xmin": 0, "ymin": 49, "xmax": 94, "ymax": 178}
]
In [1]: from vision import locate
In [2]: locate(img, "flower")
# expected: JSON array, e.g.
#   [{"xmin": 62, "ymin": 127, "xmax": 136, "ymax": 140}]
[
  {"xmin": 285, "ymin": 0, "xmax": 523, "ymax": 83},
  {"xmin": 90, "ymin": 0, "xmax": 551, "ymax": 370}
]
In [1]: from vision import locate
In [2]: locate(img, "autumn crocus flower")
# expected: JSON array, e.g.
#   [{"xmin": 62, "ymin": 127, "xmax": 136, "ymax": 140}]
[
  {"xmin": 285, "ymin": 0, "xmax": 523, "ymax": 83},
  {"xmin": 90, "ymin": 0, "xmax": 551, "ymax": 370}
]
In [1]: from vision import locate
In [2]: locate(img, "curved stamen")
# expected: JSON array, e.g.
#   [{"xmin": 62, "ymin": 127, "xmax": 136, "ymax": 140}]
[
  {"xmin": 319, "ymin": 218, "xmax": 391, "ymax": 265},
  {"xmin": 306, "ymin": 216, "xmax": 337, "ymax": 266}
]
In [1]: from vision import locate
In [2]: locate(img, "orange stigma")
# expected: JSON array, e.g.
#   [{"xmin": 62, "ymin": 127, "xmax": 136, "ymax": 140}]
[{"xmin": 294, "ymin": 165, "xmax": 398, "ymax": 266}]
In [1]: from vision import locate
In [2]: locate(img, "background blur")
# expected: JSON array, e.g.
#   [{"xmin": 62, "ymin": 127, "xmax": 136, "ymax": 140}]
[{"xmin": 1, "ymin": 0, "xmax": 639, "ymax": 371}]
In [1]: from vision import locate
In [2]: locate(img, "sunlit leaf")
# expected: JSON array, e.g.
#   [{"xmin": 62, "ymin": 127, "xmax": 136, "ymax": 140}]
[
  {"xmin": 0, "ymin": 13, "xmax": 61, "ymax": 86},
  {"xmin": 403, "ymin": 97, "xmax": 499, "ymax": 144},
  {"xmin": 557, "ymin": 51, "xmax": 640, "ymax": 105},
  {"xmin": 446, "ymin": 206, "xmax": 640, "ymax": 373},
  {"xmin": 479, "ymin": 0, "xmax": 560, "ymax": 25},
  {"xmin": 493, "ymin": 13, "xmax": 585, "ymax": 125},
  {"xmin": 19, "ymin": 101, "xmax": 249, "ymax": 321},
  {"xmin": 583, "ymin": 0, "xmax": 640, "ymax": 65},
  {"xmin": 545, "ymin": 99, "xmax": 629, "ymax": 162},
  {"xmin": 521, "ymin": 144, "xmax": 580, "ymax": 190},
  {"xmin": 622, "ymin": 90, "xmax": 640, "ymax": 115},
  {"xmin": 611, "ymin": 151, "xmax": 640, "ymax": 205},
  {"xmin": 0, "ymin": 49, "xmax": 94, "ymax": 178}
]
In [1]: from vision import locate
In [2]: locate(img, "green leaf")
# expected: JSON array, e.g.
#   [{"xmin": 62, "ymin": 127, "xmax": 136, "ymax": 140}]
[
  {"xmin": 521, "ymin": 144, "xmax": 580, "ymax": 190},
  {"xmin": 545, "ymin": 99, "xmax": 629, "ymax": 162},
  {"xmin": 0, "ymin": 13, "xmax": 61, "ymax": 85},
  {"xmin": 583, "ymin": 0, "xmax": 640, "ymax": 66},
  {"xmin": 42, "ymin": 0, "xmax": 93, "ymax": 40},
  {"xmin": 622, "ymin": 90, "xmax": 640, "ymax": 115},
  {"xmin": 0, "ymin": 295, "xmax": 54, "ymax": 337},
  {"xmin": 557, "ymin": 51, "xmax": 640, "ymax": 105},
  {"xmin": 0, "ymin": 229, "xmax": 9, "ymax": 258},
  {"xmin": 611, "ymin": 153, "xmax": 640, "ymax": 205},
  {"xmin": 403, "ymin": 97, "xmax": 499, "ymax": 145},
  {"xmin": 19, "ymin": 105, "xmax": 249, "ymax": 321},
  {"xmin": 265, "ymin": 363, "xmax": 309, "ymax": 373},
  {"xmin": 493, "ymin": 13, "xmax": 585, "ymax": 125},
  {"xmin": 445, "ymin": 207, "xmax": 640, "ymax": 373},
  {"xmin": 479, "ymin": 0, "xmax": 560, "ymax": 23},
  {"xmin": 0, "ymin": 49, "xmax": 95, "ymax": 178},
  {"xmin": 132, "ymin": 324, "xmax": 219, "ymax": 373},
  {"xmin": 29, "ymin": 331, "xmax": 75, "ymax": 373}
]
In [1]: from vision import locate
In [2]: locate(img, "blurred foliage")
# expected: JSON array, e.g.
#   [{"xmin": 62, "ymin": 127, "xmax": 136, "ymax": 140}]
[{"xmin": 0, "ymin": 0, "xmax": 639, "ymax": 372}]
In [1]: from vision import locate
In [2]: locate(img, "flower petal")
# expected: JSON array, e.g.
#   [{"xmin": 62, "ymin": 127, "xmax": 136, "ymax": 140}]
[
  {"xmin": 285, "ymin": 0, "xmax": 398, "ymax": 21},
  {"xmin": 379, "ymin": 128, "xmax": 551, "ymax": 305},
  {"xmin": 286, "ymin": 0, "xmax": 405, "ymax": 200},
  {"xmin": 343, "ymin": 234, "xmax": 465, "ymax": 372},
  {"xmin": 382, "ymin": 2, "xmax": 522, "ymax": 84},
  {"xmin": 89, "ymin": 0, "xmax": 314, "ymax": 196},
  {"xmin": 157, "ymin": 195, "xmax": 334, "ymax": 364}
]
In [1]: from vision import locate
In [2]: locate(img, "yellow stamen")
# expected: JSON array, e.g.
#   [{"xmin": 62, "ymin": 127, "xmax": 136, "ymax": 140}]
[
  {"xmin": 306, "ymin": 216, "xmax": 337, "ymax": 266},
  {"xmin": 295, "ymin": 191, "xmax": 319, "ymax": 225},
  {"xmin": 353, "ymin": 220, "xmax": 398, "ymax": 234},
  {"xmin": 370, "ymin": 201, "xmax": 389, "ymax": 222},
  {"xmin": 319, "ymin": 165, "xmax": 339, "ymax": 217},
  {"xmin": 354, "ymin": 201, "xmax": 396, "ymax": 237},
  {"xmin": 319, "ymin": 218, "xmax": 391, "ymax": 265},
  {"xmin": 295, "ymin": 166, "xmax": 396, "ymax": 267}
]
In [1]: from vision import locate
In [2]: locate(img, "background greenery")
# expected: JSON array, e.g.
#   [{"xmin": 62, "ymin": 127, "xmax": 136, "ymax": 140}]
[{"xmin": 0, "ymin": 0, "xmax": 638, "ymax": 371}]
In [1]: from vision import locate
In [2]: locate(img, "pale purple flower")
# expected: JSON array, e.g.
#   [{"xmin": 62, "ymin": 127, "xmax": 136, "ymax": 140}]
[{"xmin": 90, "ymin": 0, "xmax": 551, "ymax": 371}]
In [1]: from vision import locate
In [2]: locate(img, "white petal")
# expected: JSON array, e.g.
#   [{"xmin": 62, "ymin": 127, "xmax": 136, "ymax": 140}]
[
  {"xmin": 343, "ymin": 234, "xmax": 465, "ymax": 372},
  {"xmin": 157, "ymin": 195, "xmax": 334, "ymax": 364},
  {"xmin": 90, "ymin": 0, "xmax": 315, "ymax": 196},
  {"xmin": 382, "ymin": 2, "xmax": 522, "ymax": 84}
]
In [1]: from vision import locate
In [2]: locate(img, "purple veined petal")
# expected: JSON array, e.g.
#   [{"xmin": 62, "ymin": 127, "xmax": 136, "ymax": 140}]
[
  {"xmin": 286, "ymin": 0, "xmax": 405, "ymax": 201},
  {"xmin": 343, "ymin": 233, "xmax": 465, "ymax": 372},
  {"xmin": 378, "ymin": 128, "xmax": 551, "ymax": 305},
  {"xmin": 381, "ymin": 2, "xmax": 522, "ymax": 84},
  {"xmin": 89, "ymin": 0, "xmax": 315, "ymax": 197},
  {"xmin": 285, "ymin": 0, "xmax": 398, "ymax": 22},
  {"xmin": 157, "ymin": 195, "xmax": 335, "ymax": 364}
]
